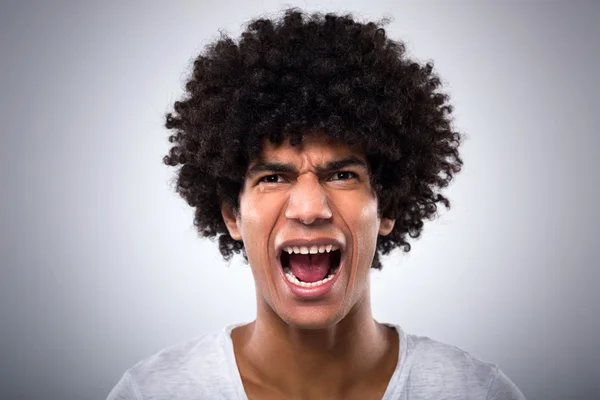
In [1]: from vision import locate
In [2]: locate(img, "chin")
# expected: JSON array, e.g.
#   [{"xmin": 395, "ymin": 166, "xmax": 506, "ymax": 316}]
[{"xmin": 275, "ymin": 303, "xmax": 349, "ymax": 330}]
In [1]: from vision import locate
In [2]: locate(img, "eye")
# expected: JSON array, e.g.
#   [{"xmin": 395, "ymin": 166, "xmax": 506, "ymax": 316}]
[
  {"xmin": 329, "ymin": 171, "xmax": 358, "ymax": 181},
  {"xmin": 258, "ymin": 174, "xmax": 286, "ymax": 184}
]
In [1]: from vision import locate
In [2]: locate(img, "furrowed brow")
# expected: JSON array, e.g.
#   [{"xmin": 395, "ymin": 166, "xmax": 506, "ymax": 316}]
[
  {"xmin": 245, "ymin": 156, "xmax": 368, "ymax": 178},
  {"xmin": 317, "ymin": 156, "xmax": 369, "ymax": 173},
  {"xmin": 246, "ymin": 162, "xmax": 297, "ymax": 177}
]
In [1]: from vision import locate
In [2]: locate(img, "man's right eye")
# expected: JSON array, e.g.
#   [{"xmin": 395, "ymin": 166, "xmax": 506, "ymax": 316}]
[{"xmin": 258, "ymin": 174, "xmax": 284, "ymax": 183}]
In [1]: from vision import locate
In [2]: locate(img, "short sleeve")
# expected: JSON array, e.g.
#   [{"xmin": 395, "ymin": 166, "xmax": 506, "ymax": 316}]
[
  {"xmin": 486, "ymin": 366, "xmax": 526, "ymax": 400},
  {"xmin": 106, "ymin": 371, "xmax": 142, "ymax": 400}
]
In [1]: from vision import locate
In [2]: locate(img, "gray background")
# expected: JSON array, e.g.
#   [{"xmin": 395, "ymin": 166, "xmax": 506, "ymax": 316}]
[{"xmin": 1, "ymin": 1, "xmax": 599, "ymax": 399}]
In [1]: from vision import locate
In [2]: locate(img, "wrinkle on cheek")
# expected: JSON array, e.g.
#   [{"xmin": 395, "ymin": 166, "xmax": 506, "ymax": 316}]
[
  {"xmin": 270, "ymin": 195, "xmax": 291, "ymax": 305},
  {"xmin": 241, "ymin": 191, "xmax": 290, "ymax": 307},
  {"xmin": 265, "ymin": 213, "xmax": 280, "ymax": 304},
  {"xmin": 345, "ymin": 232, "xmax": 358, "ymax": 300},
  {"xmin": 328, "ymin": 200, "xmax": 354, "ymax": 301}
]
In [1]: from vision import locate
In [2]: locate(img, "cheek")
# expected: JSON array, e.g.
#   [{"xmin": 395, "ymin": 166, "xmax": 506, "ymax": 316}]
[
  {"xmin": 353, "ymin": 199, "xmax": 381, "ymax": 262},
  {"xmin": 238, "ymin": 195, "xmax": 282, "ymax": 259},
  {"xmin": 356, "ymin": 192, "xmax": 380, "ymax": 230},
  {"xmin": 239, "ymin": 195, "xmax": 269, "ymax": 230}
]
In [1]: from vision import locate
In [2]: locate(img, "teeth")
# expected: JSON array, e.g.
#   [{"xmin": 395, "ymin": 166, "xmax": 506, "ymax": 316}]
[
  {"xmin": 284, "ymin": 268, "xmax": 337, "ymax": 287},
  {"xmin": 282, "ymin": 244, "xmax": 341, "ymax": 255}
]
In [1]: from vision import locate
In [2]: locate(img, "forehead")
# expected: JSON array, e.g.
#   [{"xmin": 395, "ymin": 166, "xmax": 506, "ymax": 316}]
[{"xmin": 255, "ymin": 133, "xmax": 365, "ymax": 164}]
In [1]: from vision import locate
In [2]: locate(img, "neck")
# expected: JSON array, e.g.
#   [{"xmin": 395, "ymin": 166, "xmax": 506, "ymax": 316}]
[{"xmin": 235, "ymin": 297, "xmax": 397, "ymax": 397}]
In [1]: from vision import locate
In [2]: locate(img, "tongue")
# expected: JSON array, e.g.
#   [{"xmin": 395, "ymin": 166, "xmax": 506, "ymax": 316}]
[{"xmin": 289, "ymin": 253, "xmax": 330, "ymax": 283}]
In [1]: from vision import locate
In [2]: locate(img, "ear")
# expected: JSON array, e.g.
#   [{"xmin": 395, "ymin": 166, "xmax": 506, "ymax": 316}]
[
  {"xmin": 221, "ymin": 202, "xmax": 242, "ymax": 241},
  {"xmin": 378, "ymin": 218, "xmax": 395, "ymax": 236}
]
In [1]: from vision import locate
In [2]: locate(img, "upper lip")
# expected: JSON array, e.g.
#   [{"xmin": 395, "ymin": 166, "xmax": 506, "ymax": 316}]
[{"xmin": 276, "ymin": 238, "xmax": 345, "ymax": 257}]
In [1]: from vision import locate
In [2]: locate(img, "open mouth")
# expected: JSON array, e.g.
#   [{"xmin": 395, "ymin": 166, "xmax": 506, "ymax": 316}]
[{"xmin": 280, "ymin": 246, "xmax": 342, "ymax": 288}]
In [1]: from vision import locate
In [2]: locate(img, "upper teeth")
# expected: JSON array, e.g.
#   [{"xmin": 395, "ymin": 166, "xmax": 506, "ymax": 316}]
[{"xmin": 283, "ymin": 245, "xmax": 339, "ymax": 254}]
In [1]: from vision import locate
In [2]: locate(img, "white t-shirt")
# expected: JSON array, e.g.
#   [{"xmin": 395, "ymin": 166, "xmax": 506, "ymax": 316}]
[{"xmin": 107, "ymin": 324, "xmax": 525, "ymax": 399}]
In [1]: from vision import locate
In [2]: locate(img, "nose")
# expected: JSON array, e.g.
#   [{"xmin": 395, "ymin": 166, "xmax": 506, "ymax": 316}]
[{"xmin": 285, "ymin": 174, "xmax": 333, "ymax": 225}]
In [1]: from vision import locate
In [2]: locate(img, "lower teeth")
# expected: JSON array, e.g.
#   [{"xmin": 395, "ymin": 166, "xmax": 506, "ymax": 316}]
[{"xmin": 283, "ymin": 268, "xmax": 338, "ymax": 287}]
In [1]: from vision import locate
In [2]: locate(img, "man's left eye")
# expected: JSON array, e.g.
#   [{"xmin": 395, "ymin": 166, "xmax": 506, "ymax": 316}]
[{"xmin": 330, "ymin": 171, "xmax": 357, "ymax": 181}]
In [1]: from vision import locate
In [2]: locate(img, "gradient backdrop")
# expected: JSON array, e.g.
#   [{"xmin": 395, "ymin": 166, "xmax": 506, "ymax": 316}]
[{"xmin": 1, "ymin": 1, "xmax": 599, "ymax": 399}]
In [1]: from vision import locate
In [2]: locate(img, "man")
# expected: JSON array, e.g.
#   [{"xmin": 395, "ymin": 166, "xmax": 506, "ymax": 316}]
[{"xmin": 108, "ymin": 8, "xmax": 525, "ymax": 399}]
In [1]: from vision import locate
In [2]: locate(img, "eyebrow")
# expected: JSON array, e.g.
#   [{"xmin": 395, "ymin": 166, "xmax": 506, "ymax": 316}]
[{"xmin": 246, "ymin": 156, "xmax": 368, "ymax": 177}]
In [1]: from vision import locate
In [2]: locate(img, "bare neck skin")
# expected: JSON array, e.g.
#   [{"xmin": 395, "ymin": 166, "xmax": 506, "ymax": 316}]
[{"xmin": 232, "ymin": 294, "xmax": 399, "ymax": 398}]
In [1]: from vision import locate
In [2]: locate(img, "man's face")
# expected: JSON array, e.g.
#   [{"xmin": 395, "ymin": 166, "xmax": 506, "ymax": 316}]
[{"xmin": 222, "ymin": 134, "xmax": 394, "ymax": 329}]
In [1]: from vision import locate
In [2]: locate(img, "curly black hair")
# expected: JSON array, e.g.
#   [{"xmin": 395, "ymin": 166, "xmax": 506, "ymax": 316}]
[{"xmin": 163, "ymin": 8, "xmax": 463, "ymax": 269}]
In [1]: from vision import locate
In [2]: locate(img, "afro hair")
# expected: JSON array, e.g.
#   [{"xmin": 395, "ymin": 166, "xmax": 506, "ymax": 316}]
[{"xmin": 163, "ymin": 8, "xmax": 463, "ymax": 269}]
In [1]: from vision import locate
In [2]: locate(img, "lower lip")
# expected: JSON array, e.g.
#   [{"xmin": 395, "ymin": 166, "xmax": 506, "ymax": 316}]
[{"xmin": 278, "ymin": 257, "xmax": 344, "ymax": 300}]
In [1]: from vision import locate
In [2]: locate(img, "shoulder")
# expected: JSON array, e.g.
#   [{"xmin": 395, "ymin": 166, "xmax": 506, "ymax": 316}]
[
  {"xmin": 397, "ymin": 329, "xmax": 525, "ymax": 399},
  {"xmin": 128, "ymin": 327, "xmax": 226, "ymax": 380},
  {"xmin": 406, "ymin": 332, "xmax": 496, "ymax": 379},
  {"xmin": 107, "ymin": 326, "xmax": 241, "ymax": 399}
]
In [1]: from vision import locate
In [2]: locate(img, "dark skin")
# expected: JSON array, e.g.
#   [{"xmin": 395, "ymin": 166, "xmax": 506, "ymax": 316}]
[
  {"xmin": 231, "ymin": 311, "xmax": 399, "ymax": 399},
  {"xmin": 222, "ymin": 134, "xmax": 398, "ymax": 399}
]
